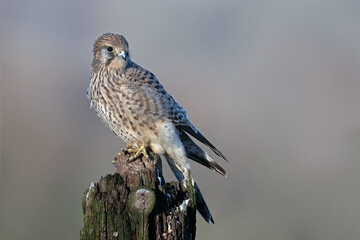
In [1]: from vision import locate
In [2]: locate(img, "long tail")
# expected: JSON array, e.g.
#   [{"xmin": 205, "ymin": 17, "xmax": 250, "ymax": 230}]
[
  {"xmin": 164, "ymin": 155, "xmax": 215, "ymax": 224},
  {"xmin": 178, "ymin": 124, "xmax": 228, "ymax": 162},
  {"xmin": 179, "ymin": 131, "xmax": 227, "ymax": 177}
]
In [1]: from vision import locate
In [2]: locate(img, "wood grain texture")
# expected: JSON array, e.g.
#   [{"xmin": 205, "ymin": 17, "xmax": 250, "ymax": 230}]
[{"xmin": 80, "ymin": 151, "xmax": 196, "ymax": 240}]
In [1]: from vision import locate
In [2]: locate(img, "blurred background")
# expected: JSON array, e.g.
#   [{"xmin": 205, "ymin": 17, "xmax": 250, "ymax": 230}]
[{"xmin": 1, "ymin": 0, "xmax": 360, "ymax": 239}]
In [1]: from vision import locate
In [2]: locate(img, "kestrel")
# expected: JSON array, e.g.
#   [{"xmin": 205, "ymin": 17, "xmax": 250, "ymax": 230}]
[{"xmin": 87, "ymin": 33, "xmax": 227, "ymax": 223}]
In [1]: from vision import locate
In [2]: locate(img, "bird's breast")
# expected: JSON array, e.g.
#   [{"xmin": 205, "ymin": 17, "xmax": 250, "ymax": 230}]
[{"xmin": 89, "ymin": 71, "xmax": 170, "ymax": 149}]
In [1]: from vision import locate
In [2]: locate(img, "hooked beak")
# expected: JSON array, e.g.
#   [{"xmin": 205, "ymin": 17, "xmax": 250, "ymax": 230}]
[{"xmin": 118, "ymin": 50, "xmax": 126, "ymax": 59}]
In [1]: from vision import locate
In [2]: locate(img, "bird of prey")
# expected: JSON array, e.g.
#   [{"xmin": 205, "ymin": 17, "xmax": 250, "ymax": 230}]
[{"xmin": 87, "ymin": 33, "xmax": 227, "ymax": 223}]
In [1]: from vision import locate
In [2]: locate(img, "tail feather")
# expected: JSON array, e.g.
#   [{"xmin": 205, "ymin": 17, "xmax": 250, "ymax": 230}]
[
  {"xmin": 164, "ymin": 155, "xmax": 214, "ymax": 224},
  {"xmin": 194, "ymin": 181, "xmax": 215, "ymax": 224},
  {"xmin": 180, "ymin": 132, "xmax": 227, "ymax": 177},
  {"xmin": 178, "ymin": 125, "xmax": 228, "ymax": 162}
]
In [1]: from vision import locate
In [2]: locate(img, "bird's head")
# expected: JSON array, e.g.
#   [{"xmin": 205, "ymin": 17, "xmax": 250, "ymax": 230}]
[{"xmin": 92, "ymin": 33, "xmax": 130, "ymax": 71}]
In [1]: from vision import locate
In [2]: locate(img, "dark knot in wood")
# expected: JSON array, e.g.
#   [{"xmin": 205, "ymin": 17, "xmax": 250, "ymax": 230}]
[{"xmin": 135, "ymin": 189, "xmax": 154, "ymax": 212}]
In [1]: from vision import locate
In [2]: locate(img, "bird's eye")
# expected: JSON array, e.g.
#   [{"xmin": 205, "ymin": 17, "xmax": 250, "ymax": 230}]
[{"xmin": 106, "ymin": 47, "xmax": 113, "ymax": 52}]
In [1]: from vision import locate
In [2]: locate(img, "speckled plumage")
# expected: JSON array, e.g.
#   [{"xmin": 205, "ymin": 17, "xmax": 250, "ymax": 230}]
[{"xmin": 88, "ymin": 33, "xmax": 227, "ymax": 223}]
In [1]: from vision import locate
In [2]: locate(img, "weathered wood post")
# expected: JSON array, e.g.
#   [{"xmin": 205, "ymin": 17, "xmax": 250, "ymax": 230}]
[{"xmin": 80, "ymin": 151, "xmax": 197, "ymax": 240}]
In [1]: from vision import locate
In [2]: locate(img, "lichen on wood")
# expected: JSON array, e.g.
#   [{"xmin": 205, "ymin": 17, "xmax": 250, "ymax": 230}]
[{"xmin": 80, "ymin": 151, "xmax": 196, "ymax": 240}]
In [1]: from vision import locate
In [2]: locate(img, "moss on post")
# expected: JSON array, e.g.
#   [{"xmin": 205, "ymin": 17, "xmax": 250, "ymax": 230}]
[{"xmin": 80, "ymin": 151, "xmax": 196, "ymax": 240}]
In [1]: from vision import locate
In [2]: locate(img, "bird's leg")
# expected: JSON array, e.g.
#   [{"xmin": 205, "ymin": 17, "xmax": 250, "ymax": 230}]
[
  {"xmin": 112, "ymin": 145, "xmax": 132, "ymax": 165},
  {"xmin": 127, "ymin": 144, "xmax": 149, "ymax": 162}
]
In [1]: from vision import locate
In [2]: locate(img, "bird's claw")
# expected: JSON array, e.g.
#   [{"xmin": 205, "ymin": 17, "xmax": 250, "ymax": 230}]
[
  {"xmin": 113, "ymin": 145, "xmax": 132, "ymax": 166},
  {"xmin": 127, "ymin": 145, "xmax": 149, "ymax": 162}
]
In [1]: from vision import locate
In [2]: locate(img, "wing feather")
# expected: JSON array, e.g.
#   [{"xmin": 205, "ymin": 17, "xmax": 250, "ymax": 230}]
[{"xmin": 125, "ymin": 64, "xmax": 228, "ymax": 162}]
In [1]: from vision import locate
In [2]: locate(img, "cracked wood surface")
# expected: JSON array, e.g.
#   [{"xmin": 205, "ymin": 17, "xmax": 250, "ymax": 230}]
[{"xmin": 80, "ymin": 151, "xmax": 196, "ymax": 240}]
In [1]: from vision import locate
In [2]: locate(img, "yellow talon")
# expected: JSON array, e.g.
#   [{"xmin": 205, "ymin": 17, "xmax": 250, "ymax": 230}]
[
  {"xmin": 127, "ymin": 145, "xmax": 149, "ymax": 161},
  {"xmin": 113, "ymin": 145, "xmax": 132, "ymax": 165}
]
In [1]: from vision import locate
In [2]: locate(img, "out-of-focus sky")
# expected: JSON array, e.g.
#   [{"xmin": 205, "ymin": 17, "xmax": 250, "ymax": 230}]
[{"xmin": 1, "ymin": 0, "xmax": 360, "ymax": 239}]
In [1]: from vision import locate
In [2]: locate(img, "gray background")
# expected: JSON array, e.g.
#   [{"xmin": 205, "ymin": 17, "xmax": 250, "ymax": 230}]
[{"xmin": 1, "ymin": 0, "xmax": 360, "ymax": 239}]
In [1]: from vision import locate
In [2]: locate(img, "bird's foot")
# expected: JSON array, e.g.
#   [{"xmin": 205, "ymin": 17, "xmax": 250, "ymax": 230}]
[
  {"xmin": 112, "ymin": 145, "xmax": 132, "ymax": 165},
  {"xmin": 127, "ymin": 145, "xmax": 149, "ymax": 162}
]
